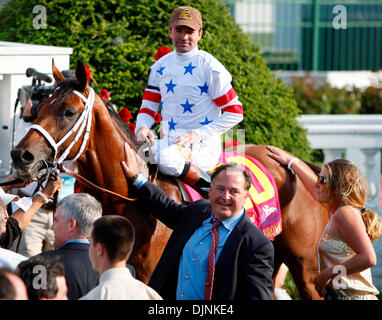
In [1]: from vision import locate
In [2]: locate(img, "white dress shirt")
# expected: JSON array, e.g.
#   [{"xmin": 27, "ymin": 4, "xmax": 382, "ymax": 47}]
[{"xmin": 79, "ymin": 267, "xmax": 162, "ymax": 300}]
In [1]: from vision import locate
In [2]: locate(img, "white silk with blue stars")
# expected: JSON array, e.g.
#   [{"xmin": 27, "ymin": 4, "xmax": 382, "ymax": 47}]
[{"xmin": 136, "ymin": 46, "xmax": 243, "ymax": 174}]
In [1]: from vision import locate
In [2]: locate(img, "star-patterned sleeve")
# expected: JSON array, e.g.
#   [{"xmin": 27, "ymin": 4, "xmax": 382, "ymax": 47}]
[
  {"xmin": 135, "ymin": 66, "xmax": 161, "ymax": 133},
  {"xmin": 194, "ymin": 62, "xmax": 243, "ymax": 141}
]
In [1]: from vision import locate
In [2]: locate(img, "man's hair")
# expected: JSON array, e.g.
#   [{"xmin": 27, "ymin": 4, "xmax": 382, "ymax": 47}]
[
  {"xmin": 0, "ymin": 268, "xmax": 16, "ymax": 300},
  {"xmin": 17, "ymin": 255, "xmax": 65, "ymax": 300},
  {"xmin": 57, "ymin": 193, "xmax": 102, "ymax": 237},
  {"xmin": 211, "ymin": 162, "xmax": 252, "ymax": 191},
  {"xmin": 91, "ymin": 215, "xmax": 135, "ymax": 263}
]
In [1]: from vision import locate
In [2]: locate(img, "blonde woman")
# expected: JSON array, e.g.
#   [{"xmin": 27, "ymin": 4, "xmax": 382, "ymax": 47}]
[{"xmin": 267, "ymin": 146, "xmax": 382, "ymax": 300}]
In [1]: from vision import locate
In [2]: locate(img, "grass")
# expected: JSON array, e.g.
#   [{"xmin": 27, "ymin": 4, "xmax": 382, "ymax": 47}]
[{"xmin": 284, "ymin": 271, "xmax": 300, "ymax": 300}]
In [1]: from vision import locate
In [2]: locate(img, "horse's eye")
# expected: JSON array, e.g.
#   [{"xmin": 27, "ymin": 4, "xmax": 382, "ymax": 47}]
[{"xmin": 64, "ymin": 109, "xmax": 76, "ymax": 117}]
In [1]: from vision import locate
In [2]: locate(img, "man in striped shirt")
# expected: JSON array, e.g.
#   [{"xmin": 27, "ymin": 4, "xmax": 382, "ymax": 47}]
[{"xmin": 135, "ymin": 6, "xmax": 243, "ymax": 194}]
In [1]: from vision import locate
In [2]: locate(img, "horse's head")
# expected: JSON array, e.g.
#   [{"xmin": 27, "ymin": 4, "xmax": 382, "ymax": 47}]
[{"xmin": 11, "ymin": 59, "xmax": 96, "ymax": 180}]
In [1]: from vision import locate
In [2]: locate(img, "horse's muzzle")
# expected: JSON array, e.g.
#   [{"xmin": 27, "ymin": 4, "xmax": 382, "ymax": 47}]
[
  {"xmin": 11, "ymin": 148, "xmax": 35, "ymax": 168},
  {"xmin": 10, "ymin": 148, "xmax": 42, "ymax": 178}
]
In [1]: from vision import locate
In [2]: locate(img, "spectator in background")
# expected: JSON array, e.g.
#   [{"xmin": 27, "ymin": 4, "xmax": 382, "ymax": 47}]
[
  {"xmin": 80, "ymin": 215, "xmax": 162, "ymax": 300},
  {"xmin": 11, "ymin": 87, "xmax": 75, "ymax": 257},
  {"xmin": 17, "ymin": 255, "xmax": 68, "ymax": 300},
  {"xmin": 0, "ymin": 267, "xmax": 28, "ymax": 300},
  {"xmin": 0, "ymin": 175, "xmax": 62, "ymax": 250},
  {"xmin": 39, "ymin": 193, "xmax": 101, "ymax": 300},
  {"xmin": 0, "ymin": 190, "xmax": 27, "ymax": 269},
  {"xmin": 267, "ymin": 145, "xmax": 382, "ymax": 300}
]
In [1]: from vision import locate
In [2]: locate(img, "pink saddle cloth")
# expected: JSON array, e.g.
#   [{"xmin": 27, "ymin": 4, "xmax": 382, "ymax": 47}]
[{"xmin": 182, "ymin": 152, "xmax": 282, "ymax": 240}]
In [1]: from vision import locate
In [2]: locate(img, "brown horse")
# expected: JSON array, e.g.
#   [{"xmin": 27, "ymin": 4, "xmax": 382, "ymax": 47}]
[{"xmin": 11, "ymin": 60, "xmax": 327, "ymax": 299}]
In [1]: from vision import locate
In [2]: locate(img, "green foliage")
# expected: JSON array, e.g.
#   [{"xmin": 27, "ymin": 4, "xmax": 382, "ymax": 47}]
[
  {"xmin": 292, "ymin": 77, "xmax": 362, "ymax": 115},
  {"xmin": 360, "ymin": 86, "xmax": 382, "ymax": 114},
  {"xmin": 292, "ymin": 76, "xmax": 382, "ymax": 115},
  {"xmin": 284, "ymin": 271, "xmax": 300, "ymax": 300},
  {"xmin": 0, "ymin": 0, "xmax": 312, "ymax": 159}
]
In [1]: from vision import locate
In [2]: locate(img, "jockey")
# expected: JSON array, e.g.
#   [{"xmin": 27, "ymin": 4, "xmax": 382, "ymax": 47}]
[{"xmin": 135, "ymin": 6, "xmax": 243, "ymax": 194}]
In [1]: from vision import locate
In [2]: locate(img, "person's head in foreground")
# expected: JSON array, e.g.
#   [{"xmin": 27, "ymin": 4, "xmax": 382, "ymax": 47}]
[
  {"xmin": 0, "ymin": 267, "xmax": 28, "ymax": 300},
  {"xmin": 17, "ymin": 255, "xmax": 68, "ymax": 300},
  {"xmin": 89, "ymin": 215, "xmax": 135, "ymax": 274}
]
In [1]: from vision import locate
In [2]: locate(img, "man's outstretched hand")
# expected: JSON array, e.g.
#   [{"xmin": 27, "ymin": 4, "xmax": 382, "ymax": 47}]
[{"xmin": 121, "ymin": 142, "xmax": 140, "ymax": 180}]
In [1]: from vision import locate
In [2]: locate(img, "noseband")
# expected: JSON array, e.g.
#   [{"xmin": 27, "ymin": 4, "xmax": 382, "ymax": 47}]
[{"xmin": 29, "ymin": 87, "xmax": 95, "ymax": 165}]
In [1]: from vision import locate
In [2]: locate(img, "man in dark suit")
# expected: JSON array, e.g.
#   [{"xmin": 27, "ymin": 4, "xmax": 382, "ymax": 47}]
[
  {"xmin": 121, "ymin": 142, "xmax": 274, "ymax": 300},
  {"xmin": 39, "ymin": 193, "xmax": 101, "ymax": 300}
]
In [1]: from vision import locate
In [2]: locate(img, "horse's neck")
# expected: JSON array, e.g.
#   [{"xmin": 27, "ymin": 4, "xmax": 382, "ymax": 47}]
[
  {"xmin": 75, "ymin": 104, "xmax": 182, "ymax": 205},
  {"xmin": 77, "ymin": 108, "xmax": 147, "ymax": 191}
]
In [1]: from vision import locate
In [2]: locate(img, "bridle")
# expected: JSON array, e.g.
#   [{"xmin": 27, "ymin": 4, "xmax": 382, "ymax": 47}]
[
  {"xmin": 25, "ymin": 86, "xmax": 136, "ymax": 201},
  {"xmin": 29, "ymin": 87, "xmax": 95, "ymax": 165}
]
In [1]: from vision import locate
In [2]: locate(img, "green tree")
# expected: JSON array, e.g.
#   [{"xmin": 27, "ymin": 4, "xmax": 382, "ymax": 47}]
[{"xmin": 0, "ymin": 0, "xmax": 312, "ymax": 159}]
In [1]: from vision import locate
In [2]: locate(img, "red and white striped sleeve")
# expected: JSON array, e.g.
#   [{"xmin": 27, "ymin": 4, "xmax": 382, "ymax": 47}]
[
  {"xmin": 135, "ymin": 68, "xmax": 161, "ymax": 134},
  {"xmin": 213, "ymin": 87, "xmax": 244, "ymax": 115},
  {"xmin": 194, "ymin": 62, "xmax": 243, "ymax": 141}
]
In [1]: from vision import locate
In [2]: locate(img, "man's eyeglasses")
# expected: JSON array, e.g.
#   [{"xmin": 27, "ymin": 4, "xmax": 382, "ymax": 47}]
[{"xmin": 317, "ymin": 175, "xmax": 327, "ymax": 185}]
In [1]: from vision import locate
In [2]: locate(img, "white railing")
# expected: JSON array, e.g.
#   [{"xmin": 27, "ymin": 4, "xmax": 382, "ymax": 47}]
[{"xmin": 298, "ymin": 114, "xmax": 382, "ymax": 291}]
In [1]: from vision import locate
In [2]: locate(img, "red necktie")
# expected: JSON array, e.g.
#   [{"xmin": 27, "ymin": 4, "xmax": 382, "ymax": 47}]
[{"xmin": 204, "ymin": 220, "xmax": 222, "ymax": 300}]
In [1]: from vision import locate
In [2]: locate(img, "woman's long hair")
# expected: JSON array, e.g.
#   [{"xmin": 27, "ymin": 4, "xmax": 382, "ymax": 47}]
[{"xmin": 325, "ymin": 159, "xmax": 382, "ymax": 242}]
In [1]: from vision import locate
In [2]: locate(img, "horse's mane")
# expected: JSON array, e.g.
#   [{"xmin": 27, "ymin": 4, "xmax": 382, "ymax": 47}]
[{"xmin": 103, "ymin": 100, "xmax": 140, "ymax": 149}]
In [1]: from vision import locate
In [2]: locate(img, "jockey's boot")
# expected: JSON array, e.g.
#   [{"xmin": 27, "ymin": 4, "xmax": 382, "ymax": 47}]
[{"xmin": 179, "ymin": 161, "xmax": 211, "ymax": 198}]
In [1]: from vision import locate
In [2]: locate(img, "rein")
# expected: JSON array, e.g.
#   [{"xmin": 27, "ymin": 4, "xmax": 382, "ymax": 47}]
[
  {"xmin": 26, "ymin": 86, "xmax": 136, "ymax": 202},
  {"xmin": 0, "ymin": 178, "xmax": 23, "ymax": 187},
  {"xmin": 0, "ymin": 160, "xmax": 58, "ymax": 189},
  {"xmin": 60, "ymin": 164, "xmax": 136, "ymax": 202}
]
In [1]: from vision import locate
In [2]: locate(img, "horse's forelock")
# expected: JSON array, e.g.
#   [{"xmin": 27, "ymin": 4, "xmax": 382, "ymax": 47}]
[
  {"xmin": 54, "ymin": 78, "xmax": 81, "ymax": 93},
  {"xmin": 49, "ymin": 79, "xmax": 89, "ymax": 110}
]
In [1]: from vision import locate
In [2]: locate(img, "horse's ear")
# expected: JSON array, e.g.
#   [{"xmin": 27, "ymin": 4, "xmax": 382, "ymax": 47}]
[
  {"xmin": 52, "ymin": 59, "xmax": 65, "ymax": 83},
  {"xmin": 75, "ymin": 60, "xmax": 88, "ymax": 92}
]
